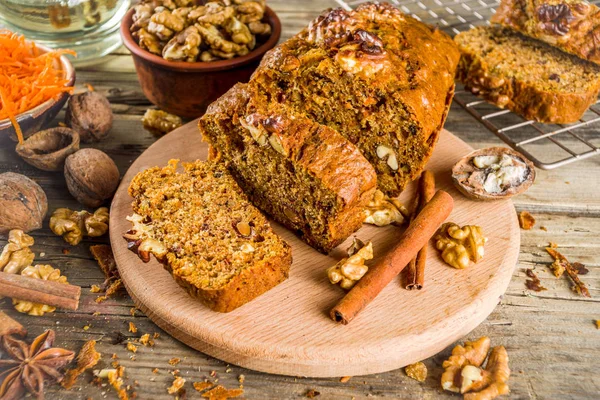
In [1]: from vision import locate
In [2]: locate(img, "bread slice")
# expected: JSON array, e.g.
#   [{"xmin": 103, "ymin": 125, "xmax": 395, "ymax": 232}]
[
  {"xmin": 249, "ymin": 3, "xmax": 459, "ymax": 196},
  {"xmin": 125, "ymin": 159, "xmax": 292, "ymax": 313},
  {"xmin": 199, "ymin": 83, "xmax": 377, "ymax": 253},
  {"xmin": 491, "ymin": 0, "xmax": 600, "ymax": 65},
  {"xmin": 455, "ymin": 26, "xmax": 600, "ymax": 123}
]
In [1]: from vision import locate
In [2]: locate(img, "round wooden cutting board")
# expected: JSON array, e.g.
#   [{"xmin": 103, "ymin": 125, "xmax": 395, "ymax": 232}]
[{"xmin": 109, "ymin": 122, "xmax": 520, "ymax": 378}]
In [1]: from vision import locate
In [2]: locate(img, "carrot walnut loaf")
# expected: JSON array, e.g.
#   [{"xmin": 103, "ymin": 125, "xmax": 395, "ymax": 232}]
[
  {"xmin": 455, "ymin": 26, "xmax": 600, "ymax": 123},
  {"xmin": 199, "ymin": 83, "xmax": 377, "ymax": 253},
  {"xmin": 491, "ymin": 0, "xmax": 600, "ymax": 65},
  {"xmin": 249, "ymin": 3, "xmax": 460, "ymax": 196},
  {"xmin": 125, "ymin": 159, "xmax": 292, "ymax": 313}
]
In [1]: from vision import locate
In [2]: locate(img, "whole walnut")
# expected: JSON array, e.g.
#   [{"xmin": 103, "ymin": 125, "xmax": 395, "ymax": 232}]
[
  {"xmin": 65, "ymin": 91, "xmax": 114, "ymax": 143},
  {"xmin": 0, "ymin": 173, "xmax": 48, "ymax": 235},
  {"xmin": 64, "ymin": 149, "xmax": 120, "ymax": 208}
]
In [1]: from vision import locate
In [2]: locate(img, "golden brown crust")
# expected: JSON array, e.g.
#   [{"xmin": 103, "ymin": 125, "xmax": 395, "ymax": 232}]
[
  {"xmin": 200, "ymin": 83, "xmax": 376, "ymax": 253},
  {"xmin": 250, "ymin": 2, "xmax": 460, "ymax": 196},
  {"xmin": 164, "ymin": 250, "xmax": 292, "ymax": 313},
  {"xmin": 126, "ymin": 160, "xmax": 292, "ymax": 313},
  {"xmin": 491, "ymin": 0, "xmax": 600, "ymax": 65},
  {"xmin": 455, "ymin": 26, "xmax": 600, "ymax": 124}
]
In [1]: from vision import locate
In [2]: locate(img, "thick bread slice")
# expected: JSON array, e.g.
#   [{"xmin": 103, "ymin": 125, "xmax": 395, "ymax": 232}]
[
  {"xmin": 125, "ymin": 159, "xmax": 292, "ymax": 313},
  {"xmin": 491, "ymin": 0, "xmax": 600, "ymax": 65},
  {"xmin": 455, "ymin": 26, "xmax": 600, "ymax": 123},
  {"xmin": 199, "ymin": 83, "xmax": 377, "ymax": 253},
  {"xmin": 250, "ymin": 3, "xmax": 459, "ymax": 196}
]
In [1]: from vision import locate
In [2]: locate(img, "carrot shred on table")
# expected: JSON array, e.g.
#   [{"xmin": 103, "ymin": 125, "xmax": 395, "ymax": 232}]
[{"xmin": 0, "ymin": 30, "xmax": 75, "ymax": 144}]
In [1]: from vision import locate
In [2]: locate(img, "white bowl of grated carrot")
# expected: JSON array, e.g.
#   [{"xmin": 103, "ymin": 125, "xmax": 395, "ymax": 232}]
[{"xmin": 0, "ymin": 31, "xmax": 76, "ymax": 144}]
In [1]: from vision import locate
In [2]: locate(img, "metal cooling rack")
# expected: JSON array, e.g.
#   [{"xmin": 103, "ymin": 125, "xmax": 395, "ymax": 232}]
[{"xmin": 335, "ymin": 0, "xmax": 600, "ymax": 169}]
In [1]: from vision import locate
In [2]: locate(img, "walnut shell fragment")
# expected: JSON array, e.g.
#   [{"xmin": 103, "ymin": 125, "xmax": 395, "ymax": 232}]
[
  {"xmin": 65, "ymin": 91, "xmax": 113, "ymax": 143},
  {"xmin": 15, "ymin": 127, "xmax": 80, "ymax": 171},
  {"xmin": 452, "ymin": 147, "xmax": 535, "ymax": 201},
  {"xmin": 0, "ymin": 173, "xmax": 48, "ymax": 235},
  {"xmin": 64, "ymin": 149, "xmax": 120, "ymax": 208}
]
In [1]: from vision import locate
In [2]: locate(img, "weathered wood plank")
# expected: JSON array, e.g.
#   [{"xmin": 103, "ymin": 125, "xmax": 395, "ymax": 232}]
[{"xmin": 1, "ymin": 0, "xmax": 599, "ymax": 398}]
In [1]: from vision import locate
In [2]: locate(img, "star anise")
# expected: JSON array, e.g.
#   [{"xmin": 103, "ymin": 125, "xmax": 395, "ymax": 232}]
[{"xmin": 0, "ymin": 330, "xmax": 74, "ymax": 400}]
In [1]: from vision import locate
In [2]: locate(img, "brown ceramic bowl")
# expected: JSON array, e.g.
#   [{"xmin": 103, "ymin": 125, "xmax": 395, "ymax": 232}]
[{"xmin": 121, "ymin": 7, "xmax": 281, "ymax": 118}]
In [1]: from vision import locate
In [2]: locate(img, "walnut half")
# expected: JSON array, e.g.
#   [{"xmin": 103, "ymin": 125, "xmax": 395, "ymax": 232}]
[
  {"xmin": 0, "ymin": 229, "xmax": 35, "ymax": 275},
  {"xmin": 363, "ymin": 190, "xmax": 409, "ymax": 226},
  {"xmin": 452, "ymin": 147, "xmax": 535, "ymax": 201},
  {"xmin": 435, "ymin": 222, "xmax": 487, "ymax": 269},
  {"xmin": 327, "ymin": 238, "xmax": 373, "ymax": 290},
  {"xmin": 49, "ymin": 207, "xmax": 109, "ymax": 246}
]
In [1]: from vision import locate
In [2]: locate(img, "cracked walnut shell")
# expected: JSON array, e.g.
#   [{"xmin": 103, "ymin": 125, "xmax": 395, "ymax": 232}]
[
  {"xmin": 50, "ymin": 207, "xmax": 109, "ymax": 246},
  {"xmin": 13, "ymin": 264, "xmax": 69, "ymax": 316},
  {"xmin": 15, "ymin": 127, "xmax": 80, "ymax": 172},
  {"xmin": 452, "ymin": 147, "xmax": 535, "ymax": 201},
  {"xmin": 435, "ymin": 222, "xmax": 487, "ymax": 269}
]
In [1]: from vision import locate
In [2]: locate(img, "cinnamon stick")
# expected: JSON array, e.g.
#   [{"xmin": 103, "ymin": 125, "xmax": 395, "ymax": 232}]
[
  {"xmin": 0, "ymin": 271, "xmax": 81, "ymax": 311},
  {"xmin": 404, "ymin": 171, "xmax": 436, "ymax": 290},
  {"xmin": 331, "ymin": 190, "xmax": 453, "ymax": 325},
  {"xmin": 0, "ymin": 311, "xmax": 27, "ymax": 337}
]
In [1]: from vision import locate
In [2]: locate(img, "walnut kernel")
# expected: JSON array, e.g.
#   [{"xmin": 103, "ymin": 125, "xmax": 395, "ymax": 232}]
[
  {"xmin": 435, "ymin": 222, "xmax": 487, "ymax": 269},
  {"xmin": 142, "ymin": 109, "xmax": 183, "ymax": 135},
  {"xmin": 13, "ymin": 264, "xmax": 68, "ymax": 316},
  {"xmin": 363, "ymin": 190, "xmax": 408, "ymax": 226},
  {"xmin": 327, "ymin": 238, "xmax": 373, "ymax": 290},
  {"xmin": 0, "ymin": 230, "xmax": 35, "ymax": 275},
  {"xmin": 49, "ymin": 207, "xmax": 109, "ymax": 246}
]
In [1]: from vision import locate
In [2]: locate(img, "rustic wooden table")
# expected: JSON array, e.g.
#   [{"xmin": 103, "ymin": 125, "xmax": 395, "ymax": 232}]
[{"xmin": 1, "ymin": 1, "xmax": 598, "ymax": 399}]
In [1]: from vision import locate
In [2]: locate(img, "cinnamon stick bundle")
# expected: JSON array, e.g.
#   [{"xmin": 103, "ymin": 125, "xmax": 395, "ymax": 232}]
[
  {"xmin": 331, "ymin": 190, "xmax": 454, "ymax": 325},
  {"xmin": 404, "ymin": 171, "xmax": 436, "ymax": 290},
  {"xmin": 0, "ymin": 271, "xmax": 81, "ymax": 311}
]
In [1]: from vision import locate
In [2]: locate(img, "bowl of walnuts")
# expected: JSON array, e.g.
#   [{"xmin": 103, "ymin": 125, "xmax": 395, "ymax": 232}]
[{"xmin": 121, "ymin": 0, "xmax": 281, "ymax": 118}]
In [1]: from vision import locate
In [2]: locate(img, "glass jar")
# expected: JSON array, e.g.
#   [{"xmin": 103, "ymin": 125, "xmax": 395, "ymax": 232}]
[{"xmin": 0, "ymin": 0, "xmax": 130, "ymax": 65}]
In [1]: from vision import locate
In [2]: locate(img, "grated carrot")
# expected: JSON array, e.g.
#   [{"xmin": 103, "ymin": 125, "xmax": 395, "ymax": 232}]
[{"xmin": 0, "ymin": 30, "xmax": 75, "ymax": 144}]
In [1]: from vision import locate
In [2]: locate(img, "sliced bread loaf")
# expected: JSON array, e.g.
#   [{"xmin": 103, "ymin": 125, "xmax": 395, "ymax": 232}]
[
  {"xmin": 125, "ymin": 159, "xmax": 292, "ymax": 313},
  {"xmin": 491, "ymin": 0, "xmax": 600, "ymax": 65},
  {"xmin": 249, "ymin": 3, "xmax": 459, "ymax": 196},
  {"xmin": 455, "ymin": 26, "xmax": 600, "ymax": 123},
  {"xmin": 199, "ymin": 83, "xmax": 377, "ymax": 253}
]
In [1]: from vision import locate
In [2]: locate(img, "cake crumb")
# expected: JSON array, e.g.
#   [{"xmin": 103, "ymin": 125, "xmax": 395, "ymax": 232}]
[
  {"xmin": 193, "ymin": 381, "xmax": 213, "ymax": 392},
  {"xmin": 169, "ymin": 358, "xmax": 181, "ymax": 366},
  {"xmin": 128, "ymin": 322, "xmax": 137, "ymax": 333},
  {"xmin": 126, "ymin": 343, "xmax": 138, "ymax": 353},
  {"xmin": 238, "ymin": 375, "xmax": 245, "ymax": 384},
  {"xmin": 340, "ymin": 376, "xmax": 352, "ymax": 383},
  {"xmin": 405, "ymin": 362, "xmax": 427, "ymax": 382},
  {"xmin": 518, "ymin": 211, "xmax": 535, "ymax": 230},
  {"xmin": 306, "ymin": 389, "xmax": 320, "ymax": 398},
  {"xmin": 167, "ymin": 376, "xmax": 186, "ymax": 395}
]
